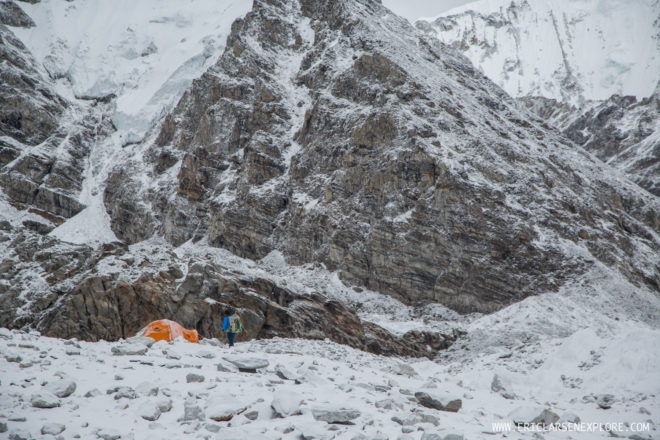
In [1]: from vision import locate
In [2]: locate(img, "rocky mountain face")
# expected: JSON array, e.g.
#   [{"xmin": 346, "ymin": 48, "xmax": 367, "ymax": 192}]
[
  {"xmin": 0, "ymin": 0, "xmax": 659, "ymax": 353},
  {"xmin": 522, "ymin": 84, "xmax": 660, "ymax": 196},
  {"xmin": 415, "ymin": 0, "xmax": 660, "ymax": 106},
  {"xmin": 417, "ymin": 0, "xmax": 660, "ymax": 200},
  {"xmin": 111, "ymin": 0, "xmax": 658, "ymax": 312}
]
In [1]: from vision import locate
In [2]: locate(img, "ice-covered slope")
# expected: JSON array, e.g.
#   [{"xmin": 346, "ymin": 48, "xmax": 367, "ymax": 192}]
[
  {"xmin": 12, "ymin": 0, "xmax": 251, "ymax": 141},
  {"xmin": 416, "ymin": 0, "xmax": 660, "ymax": 106}
]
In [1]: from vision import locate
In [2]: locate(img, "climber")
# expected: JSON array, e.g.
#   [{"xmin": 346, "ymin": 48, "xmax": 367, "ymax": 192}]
[{"xmin": 222, "ymin": 308, "xmax": 244, "ymax": 347}]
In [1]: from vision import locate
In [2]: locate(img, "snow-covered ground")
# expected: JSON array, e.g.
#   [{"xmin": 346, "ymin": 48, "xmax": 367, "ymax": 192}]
[{"xmin": 1, "ymin": 282, "xmax": 658, "ymax": 440}]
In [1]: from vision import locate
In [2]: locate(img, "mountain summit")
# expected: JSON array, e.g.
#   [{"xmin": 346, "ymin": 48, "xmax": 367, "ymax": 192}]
[
  {"xmin": 108, "ymin": 0, "xmax": 658, "ymax": 312},
  {"xmin": 417, "ymin": 0, "xmax": 660, "ymax": 106}
]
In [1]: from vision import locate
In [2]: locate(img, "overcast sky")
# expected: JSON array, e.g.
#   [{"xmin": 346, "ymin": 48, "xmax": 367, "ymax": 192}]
[{"xmin": 382, "ymin": 0, "xmax": 475, "ymax": 22}]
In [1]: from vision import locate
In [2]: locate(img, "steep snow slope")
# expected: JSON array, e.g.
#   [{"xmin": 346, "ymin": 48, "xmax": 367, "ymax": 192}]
[
  {"xmin": 416, "ymin": 0, "xmax": 660, "ymax": 105},
  {"xmin": 12, "ymin": 0, "xmax": 251, "ymax": 141}
]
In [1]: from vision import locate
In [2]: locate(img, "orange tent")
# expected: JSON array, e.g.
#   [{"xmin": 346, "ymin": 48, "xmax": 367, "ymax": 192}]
[{"xmin": 140, "ymin": 319, "xmax": 200, "ymax": 343}]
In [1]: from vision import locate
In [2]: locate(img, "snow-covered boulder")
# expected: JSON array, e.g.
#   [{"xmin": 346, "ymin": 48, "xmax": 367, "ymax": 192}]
[
  {"xmin": 139, "ymin": 400, "xmax": 162, "ymax": 421},
  {"xmin": 135, "ymin": 381, "xmax": 159, "ymax": 396},
  {"xmin": 271, "ymin": 390, "xmax": 303, "ymax": 417},
  {"xmin": 178, "ymin": 400, "xmax": 205, "ymax": 422},
  {"xmin": 156, "ymin": 397, "xmax": 173, "ymax": 413},
  {"xmin": 41, "ymin": 423, "xmax": 65, "ymax": 435},
  {"xmin": 312, "ymin": 407, "xmax": 361, "ymax": 424},
  {"xmin": 30, "ymin": 392, "xmax": 60, "ymax": 408},
  {"xmin": 45, "ymin": 378, "xmax": 76, "ymax": 398},
  {"xmin": 414, "ymin": 392, "xmax": 462, "ymax": 412},
  {"xmin": 206, "ymin": 395, "xmax": 248, "ymax": 422},
  {"xmin": 509, "ymin": 407, "xmax": 559, "ymax": 425},
  {"xmin": 223, "ymin": 357, "xmax": 269, "ymax": 373},
  {"xmin": 186, "ymin": 373, "xmax": 205, "ymax": 383},
  {"xmin": 491, "ymin": 374, "xmax": 516, "ymax": 399}
]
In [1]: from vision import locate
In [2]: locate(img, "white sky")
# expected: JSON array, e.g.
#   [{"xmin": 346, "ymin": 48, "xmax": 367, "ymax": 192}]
[{"xmin": 382, "ymin": 0, "xmax": 475, "ymax": 22}]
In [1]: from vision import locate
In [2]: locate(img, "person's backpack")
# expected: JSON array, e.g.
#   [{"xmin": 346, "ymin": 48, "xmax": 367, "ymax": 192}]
[{"xmin": 228, "ymin": 314, "xmax": 243, "ymax": 333}]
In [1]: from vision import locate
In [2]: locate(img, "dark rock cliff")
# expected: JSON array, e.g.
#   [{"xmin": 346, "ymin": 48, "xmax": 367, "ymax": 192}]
[{"xmin": 106, "ymin": 0, "xmax": 658, "ymax": 313}]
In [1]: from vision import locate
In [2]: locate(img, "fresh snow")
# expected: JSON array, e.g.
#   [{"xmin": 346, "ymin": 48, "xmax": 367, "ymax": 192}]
[
  {"xmin": 1, "ymin": 267, "xmax": 658, "ymax": 439},
  {"xmin": 417, "ymin": 0, "xmax": 660, "ymax": 104},
  {"xmin": 12, "ymin": 0, "xmax": 251, "ymax": 139}
]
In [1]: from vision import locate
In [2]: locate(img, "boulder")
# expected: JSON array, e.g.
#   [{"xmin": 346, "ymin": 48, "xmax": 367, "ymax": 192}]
[
  {"xmin": 138, "ymin": 401, "xmax": 161, "ymax": 421},
  {"xmin": 97, "ymin": 429, "xmax": 121, "ymax": 440},
  {"xmin": 491, "ymin": 374, "xmax": 516, "ymax": 399},
  {"xmin": 312, "ymin": 407, "xmax": 361, "ymax": 424},
  {"xmin": 596, "ymin": 394, "xmax": 615, "ymax": 409},
  {"xmin": 41, "ymin": 423, "xmax": 65, "ymax": 435},
  {"xmin": 271, "ymin": 390, "xmax": 303, "ymax": 417},
  {"xmin": 415, "ymin": 392, "xmax": 462, "ymax": 412},
  {"xmin": 45, "ymin": 378, "xmax": 76, "ymax": 398},
  {"xmin": 113, "ymin": 387, "xmax": 137, "ymax": 400},
  {"xmin": 135, "ymin": 381, "xmax": 159, "ymax": 396},
  {"xmin": 30, "ymin": 392, "xmax": 60, "ymax": 408},
  {"xmin": 186, "ymin": 373, "xmax": 205, "ymax": 383},
  {"xmin": 224, "ymin": 357, "xmax": 269, "ymax": 373},
  {"xmin": 156, "ymin": 397, "xmax": 173, "ymax": 413},
  {"xmin": 205, "ymin": 395, "xmax": 248, "ymax": 422},
  {"xmin": 84, "ymin": 388, "xmax": 102, "ymax": 398},
  {"xmin": 178, "ymin": 400, "xmax": 205, "ymax": 422}
]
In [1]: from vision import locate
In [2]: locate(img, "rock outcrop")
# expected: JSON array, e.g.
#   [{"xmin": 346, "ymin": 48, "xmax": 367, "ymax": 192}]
[{"xmin": 523, "ymin": 85, "xmax": 660, "ymax": 196}]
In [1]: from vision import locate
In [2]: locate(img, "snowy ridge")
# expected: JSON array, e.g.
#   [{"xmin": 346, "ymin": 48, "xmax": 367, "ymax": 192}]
[
  {"xmin": 12, "ymin": 0, "xmax": 251, "ymax": 140},
  {"xmin": 416, "ymin": 0, "xmax": 660, "ymax": 105}
]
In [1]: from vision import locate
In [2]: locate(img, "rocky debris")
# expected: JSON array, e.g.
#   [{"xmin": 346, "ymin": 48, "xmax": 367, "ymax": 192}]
[
  {"xmin": 40, "ymin": 423, "xmax": 65, "ymax": 435},
  {"xmin": 312, "ymin": 407, "xmax": 361, "ymax": 424},
  {"xmin": 0, "ymin": 422, "xmax": 6, "ymax": 433},
  {"xmin": 178, "ymin": 400, "xmax": 205, "ymax": 422},
  {"xmin": 596, "ymin": 394, "xmax": 615, "ymax": 409},
  {"xmin": 96, "ymin": 429, "xmax": 121, "ymax": 440},
  {"xmin": 244, "ymin": 410, "xmax": 259, "ymax": 421},
  {"xmin": 138, "ymin": 400, "xmax": 162, "ymax": 421},
  {"xmin": 186, "ymin": 373, "xmax": 205, "ymax": 383},
  {"xmin": 113, "ymin": 386, "xmax": 137, "ymax": 400},
  {"xmin": 491, "ymin": 374, "xmax": 516, "ymax": 399},
  {"xmin": 532, "ymin": 409, "xmax": 560, "ymax": 425},
  {"xmin": 163, "ymin": 349, "xmax": 181, "ymax": 360},
  {"xmin": 45, "ymin": 378, "xmax": 76, "ymax": 398},
  {"xmin": 509, "ymin": 406, "xmax": 559, "ymax": 426},
  {"xmin": 111, "ymin": 344, "xmax": 148, "ymax": 356},
  {"xmin": 30, "ymin": 391, "xmax": 60, "ymax": 408},
  {"xmin": 206, "ymin": 396, "xmax": 247, "ymax": 422},
  {"xmin": 110, "ymin": 337, "xmax": 154, "ymax": 356},
  {"xmin": 383, "ymin": 363, "xmax": 418, "ymax": 378},
  {"xmin": 375, "ymin": 399, "xmax": 400, "ymax": 410},
  {"xmin": 224, "ymin": 357, "xmax": 269, "ymax": 373},
  {"xmin": 560, "ymin": 412, "xmax": 581, "ymax": 423},
  {"xmin": 156, "ymin": 397, "xmax": 173, "ymax": 414},
  {"xmin": 271, "ymin": 390, "xmax": 303, "ymax": 417},
  {"xmin": 84, "ymin": 388, "xmax": 102, "ymax": 398},
  {"xmin": 275, "ymin": 364, "xmax": 297, "ymax": 381},
  {"xmin": 414, "ymin": 392, "xmax": 462, "ymax": 412},
  {"xmin": 135, "ymin": 381, "xmax": 159, "ymax": 396}
]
